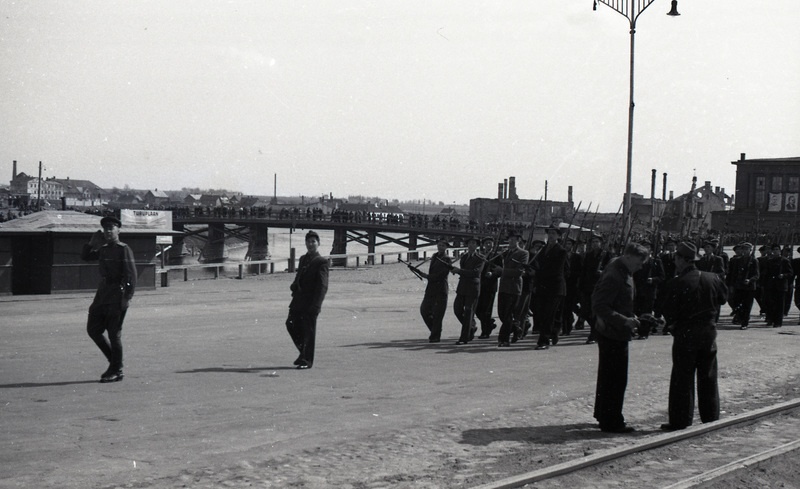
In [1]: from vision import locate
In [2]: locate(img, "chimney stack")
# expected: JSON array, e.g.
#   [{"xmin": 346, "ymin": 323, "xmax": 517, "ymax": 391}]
[
  {"xmin": 503, "ymin": 179, "xmax": 508, "ymax": 200},
  {"xmin": 691, "ymin": 176, "xmax": 697, "ymax": 193},
  {"xmin": 740, "ymin": 153, "xmax": 746, "ymax": 161},
  {"xmin": 705, "ymin": 181, "xmax": 711, "ymax": 189},
  {"xmin": 509, "ymin": 176, "xmax": 517, "ymax": 200},
  {"xmin": 568, "ymin": 185, "xmax": 573, "ymax": 203},
  {"xmin": 662, "ymin": 173, "xmax": 667, "ymax": 201},
  {"xmin": 669, "ymin": 190, "xmax": 674, "ymax": 200},
  {"xmin": 651, "ymin": 169, "xmax": 657, "ymax": 200},
  {"xmin": 498, "ymin": 183, "xmax": 504, "ymax": 200},
  {"xmin": 12, "ymin": 160, "xmax": 17, "ymax": 179}
]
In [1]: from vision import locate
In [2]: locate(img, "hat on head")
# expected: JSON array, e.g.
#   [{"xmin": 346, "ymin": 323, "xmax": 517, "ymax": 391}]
[
  {"xmin": 481, "ymin": 236, "xmax": 494, "ymax": 244},
  {"xmin": 563, "ymin": 236, "xmax": 576, "ymax": 244},
  {"xmin": 675, "ymin": 241, "xmax": 700, "ymax": 261},
  {"xmin": 589, "ymin": 234, "xmax": 604, "ymax": 242},
  {"xmin": 771, "ymin": 242, "xmax": 781, "ymax": 250},
  {"xmin": 507, "ymin": 230, "xmax": 523, "ymax": 239},
  {"xmin": 465, "ymin": 236, "xmax": 480, "ymax": 244},
  {"xmin": 305, "ymin": 230, "xmax": 320, "ymax": 241},
  {"xmin": 740, "ymin": 242, "xmax": 753, "ymax": 249},
  {"xmin": 100, "ymin": 216, "xmax": 121, "ymax": 228},
  {"xmin": 437, "ymin": 237, "xmax": 451, "ymax": 246},
  {"xmin": 531, "ymin": 239, "xmax": 546, "ymax": 247}
]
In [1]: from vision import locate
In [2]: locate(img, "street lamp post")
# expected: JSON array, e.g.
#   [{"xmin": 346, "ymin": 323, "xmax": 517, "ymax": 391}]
[{"xmin": 594, "ymin": 0, "xmax": 679, "ymax": 242}]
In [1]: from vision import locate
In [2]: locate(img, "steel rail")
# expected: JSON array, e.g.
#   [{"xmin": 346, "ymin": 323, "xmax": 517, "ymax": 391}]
[{"xmin": 472, "ymin": 397, "xmax": 800, "ymax": 489}]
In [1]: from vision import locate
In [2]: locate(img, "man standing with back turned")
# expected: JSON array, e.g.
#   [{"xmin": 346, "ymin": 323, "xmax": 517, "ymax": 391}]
[
  {"xmin": 287, "ymin": 231, "xmax": 329, "ymax": 369},
  {"xmin": 591, "ymin": 242, "xmax": 648, "ymax": 433},
  {"xmin": 660, "ymin": 241, "xmax": 728, "ymax": 431},
  {"xmin": 81, "ymin": 216, "xmax": 137, "ymax": 383}
]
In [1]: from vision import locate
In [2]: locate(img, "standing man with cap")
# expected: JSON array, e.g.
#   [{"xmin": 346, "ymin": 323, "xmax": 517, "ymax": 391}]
[
  {"xmin": 286, "ymin": 230, "xmax": 329, "ymax": 369},
  {"xmin": 761, "ymin": 243, "xmax": 793, "ymax": 327},
  {"xmin": 417, "ymin": 238, "xmax": 453, "ymax": 343},
  {"xmin": 81, "ymin": 215, "xmax": 137, "ymax": 383},
  {"xmin": 591, "ymin": 242, "xmax": 648, "ymax": 433},
  {"xmin": 452, "ymin": 237, "xmax": 484, "ymax": 344},
  {"xmin": 579, "ymin": 234, "xmax": 611, "ymax": 344},
  {"xmin": 660, "ymin": 241, "xmax": 728, "ymax": 431}
]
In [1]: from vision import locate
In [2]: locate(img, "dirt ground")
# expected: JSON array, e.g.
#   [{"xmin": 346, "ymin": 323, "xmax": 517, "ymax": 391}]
[{"xmin": 1, "ymin": 263, "xmax": 798, "ymax": 488}]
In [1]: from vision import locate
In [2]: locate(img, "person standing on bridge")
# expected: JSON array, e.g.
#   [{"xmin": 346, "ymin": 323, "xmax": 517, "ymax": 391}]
[
  {"xmin": 286, "ymin": 230, "xmax": 329, "ymax": 369},
  {"xmin": 416, "ymin": 238, "xmax": 453, "ymax": 343},
  {"xmin": 660, "ymin": 241, "xmax": 727, "ymax": 431},
  {"xmin": 81, "ymin": 216, "xmax": 137, "ymax": 383}
]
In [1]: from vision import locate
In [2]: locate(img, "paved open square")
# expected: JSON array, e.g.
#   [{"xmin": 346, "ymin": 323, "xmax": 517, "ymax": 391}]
[{"xmin": 2, "ymin": 264, "xmax": 799, "ymax": 488}]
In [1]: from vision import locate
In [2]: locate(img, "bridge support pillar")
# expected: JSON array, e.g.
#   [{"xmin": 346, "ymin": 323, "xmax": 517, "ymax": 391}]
[
  {"xmin": 169, "ymin": 223, "xmax": 188, "ymax": 265},
  {"xmin": 202, "ymin": 223, "xmax": 227, "ymax": 263},
  {"xmin": 331, "ymin": 228, "xmax": 347, "ymax": 267},
  {"xmin": 408, "ymin": 233, "xmax": 418, "ymax": 261},
  {"xmin": 367, "ymin": 231, "xmax": 376, "ymax": 265},
  {"xmin": 247, "ymin": 223, "xmax": 269, "ymax": 272}
]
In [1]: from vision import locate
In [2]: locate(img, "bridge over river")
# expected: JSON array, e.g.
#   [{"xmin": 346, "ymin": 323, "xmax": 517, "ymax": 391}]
[{"xmin": 171, "ymin": 214, "xmax": 497, "ymax": 264}]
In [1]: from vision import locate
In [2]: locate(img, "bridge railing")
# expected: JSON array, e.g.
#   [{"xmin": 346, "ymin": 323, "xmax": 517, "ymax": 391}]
[{"xmin": 155, "ymin": 247, "xmax": 469, "ymax": 287}]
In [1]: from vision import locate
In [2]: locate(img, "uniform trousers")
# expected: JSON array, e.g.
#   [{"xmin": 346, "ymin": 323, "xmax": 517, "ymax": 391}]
[
  {"xmin": 475, "ymin": 288, "xmax": 497, "ymax": 336},
  {"xmin": 533, "ymin": 294, "xmax": 563, "ymax": 346},
  {"xmin": 496, "ymin": 292, "xmax": 521, "ymax": 343},
  {"xmin": 732, "ymin": 289, "xmax": 755, "ymax": 326},
  {"xmin": 420, "ymin": 291, "xmax": 448, "ymax": 341},
  {"xmin": 762, "ymin": 288, "xmax": 785, "ymax": 326},
  {"xmin": 593, "ymin": 335, "xmax": 629, "ymax": 430},
  {"xmin": 668, "ymin": 330, "xmax": 719, "ymax": 428},
  {"xmin": 87, "ymin": 303, "xmax": 127, "ymax": 371},
  {"xmin": 286, "ymin": 308, "xmax": 318, "ymax": 366},
  {"xmin": 453, "ymin": 294, "xmax": 478, "ymax": 342}
]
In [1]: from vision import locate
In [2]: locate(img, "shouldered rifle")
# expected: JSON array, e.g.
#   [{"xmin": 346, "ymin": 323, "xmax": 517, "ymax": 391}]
[{"xmin": 398, "ymin": 257, "xmax": 425, "ymax": 281}]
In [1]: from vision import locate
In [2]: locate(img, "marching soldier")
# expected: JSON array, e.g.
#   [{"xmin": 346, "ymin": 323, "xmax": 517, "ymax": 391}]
[
  {"xmin": 416, "ymin": 238, "xmax": 453, "ymax": 342},
  {"xmin": 476, "ymin": 237, "xmax": 502, "ymax": 339},
  {"xmin": 452, "ymin": 237, "xmax": 484, "ymax": 344},
  {"xmin": 495, "ymin": 231, "xmax": 528, "ymax": 347},
  {"xmin": 578, "ymin": 234, "xmax": 612, "ymax": 344},
  {"xmin": 761, "ymin": 243, "xmax": 793, "ymax": 327},
  {"xmin": 727, "ymin": 242, "xmax": 759, "ymax": 329},
  {"xmin": 531, "ymin": 225, "xmax": 569, "ymax": 350}
]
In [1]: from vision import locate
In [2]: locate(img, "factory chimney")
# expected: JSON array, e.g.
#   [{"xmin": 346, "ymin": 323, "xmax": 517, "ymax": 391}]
[
  {"xmin": 651, "ymin": 169, "xmax": 657, "ymax": 200},
  {"xmin": 498, "ymin": 183, "xmax": 504, "ymax": 200},
  {"xmin": 503, "ymin": 179, "xmax": 508, "ymax": 200},
  {"xmin": 568, "ymin": 185, "xmax": 573, "ymax": 203},
  {"xmin": 12, "ymin": 160, "xmax": 17, "ymax": 179},
  {"xmin": 662, "ymin": 173, "xmax": 667, "ymax": 201},
  {"xmin": 509, "ymin": 176, "xmax": 517, "ymax": 200}
]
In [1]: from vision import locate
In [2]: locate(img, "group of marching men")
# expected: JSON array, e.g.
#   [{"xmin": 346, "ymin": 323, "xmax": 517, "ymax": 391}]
[{"xmin": 407, "ymin": 225, "xmax": 800, "ymax": 347}]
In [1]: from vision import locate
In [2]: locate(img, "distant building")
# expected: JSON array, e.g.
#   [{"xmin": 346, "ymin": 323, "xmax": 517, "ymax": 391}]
[
  {"xmin": 469, "ymin": 197, "xmax": 573, "ymax": 226},
  {"xmin": 144, "ymin": 189, "xmax": 170, "ymax": 207},
  {"xmin": 660, "ymin": 177, "xmax": 732, "ymax": 235},
  {"xmin": 711, "ymin": 153, "xmax": 800, "ymax": 234},
  {"xmin": 51, "ymin": 177, "xmax": 109, "ymax": 207}
]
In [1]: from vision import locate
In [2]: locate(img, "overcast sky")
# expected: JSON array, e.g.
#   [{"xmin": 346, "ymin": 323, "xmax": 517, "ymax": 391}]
[{"xmin": 2, "ymin": 1, "xmax": 798, "ymax": 211}]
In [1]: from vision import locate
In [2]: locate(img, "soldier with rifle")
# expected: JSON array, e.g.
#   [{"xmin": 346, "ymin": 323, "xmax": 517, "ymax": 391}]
[
  {"xmin": 413, "ymin": 238, "xmax": 453, "ymax": 342},
  {"xmin": 451, "ymin": 237, "xmax": 484, "ymax": 344},
  {"xmin": 579, "ymin": 234, "xmax": 612, "ymax": 344},
  {"xmin": 494, "ymin": 230, "xmax": 528, "ymax": 347},
  {"xmin": 476, "ymin": 235, "xmax": 503, "ymax": 339},
  {"xmin": 727, "ymin": 242, "xmax": 759, "ymax": 329}
]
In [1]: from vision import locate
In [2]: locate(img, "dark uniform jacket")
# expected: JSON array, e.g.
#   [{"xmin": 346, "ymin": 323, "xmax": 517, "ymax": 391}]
[
  {"xmin": 633, "ymin": 256, "xmax": 666, "ymax": 298},
  {"xmin": 727, "ymin": 254, "xmax": 759, "ymax": 290},
  {"xmin": 762, "ymin": 255, "xmax": 793, "ymax": 292},
  {"xmin": 421, "ymin": 252, "xmax": 452, "ymax": 296},
  {"xmin": 661, "ymin": 265, "xmax": 728, "ymax": 340},
  {"xmin": 498, "ymin": 247, "xmax": 529, "ymax": 296},
  {"xmin": 591, "ymin": 257, "xmax": 635, "ymax": 342},
  {"xmin": 81, "ymin": 241, "xmax": 137, "ymax": 307},
  {"xmin": 455, "ymin": 252, "xmax": 484, "ymax": 297},
  {"xmin": 697, "ymin": 254, "xmax": 726, "ymax": 281},
  {"xmin": 289, "ymin": 251, "xmax": 329, "ymax": 313},
  {"xmin": 660, "ymin": 252, "xmax": 677, "ymax": 281},
  {"xmin": 531, "ymin": 242, "xmax": 568, "ymax": 297},
  {"xmin": 580, "ymin": 249, "xmax": 611, "ymax": 295},
  {"xmin": 480, "ymin": 252, "xmax": 503, "ymax": 295}
]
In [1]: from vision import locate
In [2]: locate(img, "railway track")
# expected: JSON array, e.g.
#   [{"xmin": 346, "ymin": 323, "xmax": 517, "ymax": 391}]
[{"xmin": 474, "ymin": 398, "xmax": 800, "ymax": 489}]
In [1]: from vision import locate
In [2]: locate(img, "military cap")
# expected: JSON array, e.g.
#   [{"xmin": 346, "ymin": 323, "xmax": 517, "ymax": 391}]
[
  {"xmin": 465, "ymin": 236, "xmax": 480, "ymax": 244},
  {"xmin": 305, "ymin": 230, "xmax": 320, "ymax": 241},
  {"xmin": 531, "ymin": 239, "xmax": 546, "ymax": 247},
  {"xmin": 100, "ymin": 216, "xmax": 122, "ymax": 228},
  {"xmin": 481, "ymin": 236, "xmax": 495, "ymax": 245},
  {"xmin": 739, "ymin": 242, "xmax": 753, "ymax": 249},
  {"xmin": 638, "ymin": 239, "xmax": 652, "ymax": 247},
  {"xmin": 675, "ymin": 241, "xmax": 700, "ymax": 261}
]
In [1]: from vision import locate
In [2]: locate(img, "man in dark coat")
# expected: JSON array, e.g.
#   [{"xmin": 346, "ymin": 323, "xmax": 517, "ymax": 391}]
[
  {"xmin": 591, "ymin": 242, "xmax": 648, "ymax": 433},
  {"xmin": 81, "ymin": 216, "xmax": 137, "ymax": 383},
  {"xmin": 495, "ymin": 231, "xmax": 528, "ymax": 347},
  {"xmin": 476, "ymin": 236, "xmax": 502, "ymax": 339},
  {"xmin": 287, "ymin": 230, "xmax": 329, "ymax": 369},
  {"xmin": 452, "ymin": 237, "xmax": 484, "ymax": 344},
  {"xmin": 697, "ymin": 240, "xmax": 726, "ymax": 281},
  {"xmin": 761, "ymin": 243, "xmax": 793, "ymax": 327},
  {"xmin": 632, "ymin": 240, "xmax": 665, "ymax": 338},
  {"xmin": 417, "ymin": 238, "xmax": 453, "ymax": 343},
  {"xmin": 727, "ymin": 242, "xmax": 759, "ymax": 329},
  {"xmin": 561, "ymin": 236, "xmax": 583, "ymax": 336},
  {"xmin": 660, "ymin": 241, "xmax": 728, "ymax": 431},
  {"xmin": 579, "ymin": 235, "xmax": 612, "ymax": 344},
  {"xmin": 531, "ymin": 225, "xmax": 569, "ymax": 350}
]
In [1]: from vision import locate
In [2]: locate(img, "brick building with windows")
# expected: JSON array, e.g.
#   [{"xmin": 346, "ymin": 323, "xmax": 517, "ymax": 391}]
[{"xmin": 710, "ymin": 153, "xmax": 800, "ymax": 234}]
